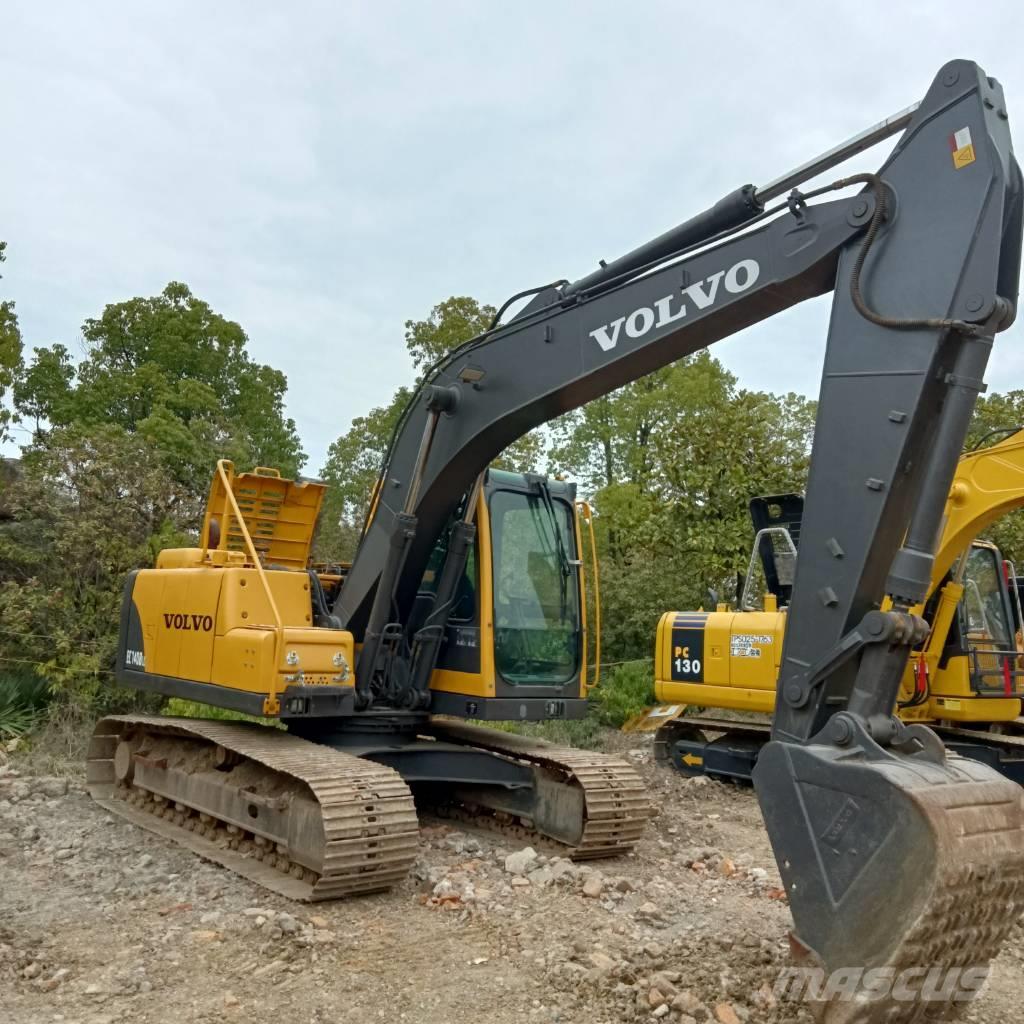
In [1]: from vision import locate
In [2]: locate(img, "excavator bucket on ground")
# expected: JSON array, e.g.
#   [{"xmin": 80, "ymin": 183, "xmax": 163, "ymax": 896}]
[{"xmin": 757, "ymin": 734, "xmax": 1024, "ymax": 1021}]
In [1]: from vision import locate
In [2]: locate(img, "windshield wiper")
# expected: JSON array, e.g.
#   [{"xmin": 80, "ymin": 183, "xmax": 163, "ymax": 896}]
[{"xmin": 535, "ymin": 478, "xmax": 573, "ymax": 619}]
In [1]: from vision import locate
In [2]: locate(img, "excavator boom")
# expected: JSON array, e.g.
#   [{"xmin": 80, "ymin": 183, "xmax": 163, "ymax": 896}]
[{"xmin": 332, "ymin": 59, "xmax": 1023, "ymax": 1019}]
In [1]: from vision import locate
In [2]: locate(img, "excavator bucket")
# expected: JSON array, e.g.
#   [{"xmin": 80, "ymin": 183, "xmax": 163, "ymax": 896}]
[
  {"xmin": 755, "ymin": 737, "xmax": 1024, "ymax": 1022},
  {"xmin": 620, "ymin": 703, "xmax": 688, "ymax": 733}
]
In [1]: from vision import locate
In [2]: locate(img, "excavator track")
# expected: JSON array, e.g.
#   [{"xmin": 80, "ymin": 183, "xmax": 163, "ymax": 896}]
[
  {"xmin": 426, "ymin": 720, "xmax": 651, "ymax": 858},
  {"xmin": 86, "ymin": 715, "xmax": 419, "ymax": 901}
]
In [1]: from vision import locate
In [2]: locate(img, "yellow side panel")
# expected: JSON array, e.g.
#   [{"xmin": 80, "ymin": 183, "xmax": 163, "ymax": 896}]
[
  {"xmin": 926, "ymin": 654, "xmax": 1022, "ymax": 721},
  {"xmin": 430, "ymin": 668, "xmax": 490, "ymax": 697},
  {"xmin": 662, "ymin": 682, "xmax": 776, "ymax": 715},
  {"xmin": 217, "ymin": 567, "xmax": 314, "ymax": 631},
  {"xmin": 131, "ymin": 564, "xmax": 356, "ymax": 698},
  {"xmin": 931, "ymin": 694, "xmax": 1022, "ymax": 722},
  {"xmin": 211, "ymin": 628, "xmax": 274, "ymax": 693},
  {"xmin": 132, "ymin": 568, "xmax": 224, "ymax": 683},
  {"xmin": 655, "ymin": 608, "xmax": 784, "ymax": 710},
  {"xmin": 724, "ymin": 612, "xmax": 786, "ymax": 689},
  {"xmin": 208, "ymin": 625, "xmax": 355, "ymax": 696},
  {"xmin": 701, "ymin": 614, "xmax": 731, "ymax": 687},
  {"xmin": 277, "ymin": 627, "xmax": 356, "ymax": 685}
]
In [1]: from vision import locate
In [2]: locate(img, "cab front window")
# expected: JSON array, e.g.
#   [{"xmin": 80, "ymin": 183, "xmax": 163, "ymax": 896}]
[
  {"xmin": 490, "ymin": 489, "xmax": 580, "ymax": 685},
  {"xmin": 962, "ymin": 545, "xmax": 1013, "ymax": 648}
]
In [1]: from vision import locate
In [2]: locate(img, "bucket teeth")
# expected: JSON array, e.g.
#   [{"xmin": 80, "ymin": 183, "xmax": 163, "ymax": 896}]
[{"xmin": 87, "ymin": 715, "xmax": 419, "ymax": 901}]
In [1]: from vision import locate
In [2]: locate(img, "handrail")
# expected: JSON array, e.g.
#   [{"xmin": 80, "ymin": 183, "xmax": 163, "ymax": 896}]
[
  {"xmin": 576, "ymin": 501, "xmax": 601, "ymax": 693},
  {"xmin": 214, "ymin": 459, "xmax": 284, "ymax": 716}
]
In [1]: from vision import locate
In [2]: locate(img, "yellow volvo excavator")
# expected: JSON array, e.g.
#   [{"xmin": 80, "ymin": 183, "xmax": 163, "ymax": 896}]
[
  {"xmin": 87, "ymin": 61, "xmax": 1024, "ymax": 1022},
  {"xmin": 647, "ymin": 428, "xmax": 1024, "ymax": 782}
]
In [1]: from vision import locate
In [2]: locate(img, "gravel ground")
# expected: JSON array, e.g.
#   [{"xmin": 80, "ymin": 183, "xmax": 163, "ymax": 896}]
[{"xmin": 1, "ymin": 734, "xmax": 1022, "ymax": 1024}]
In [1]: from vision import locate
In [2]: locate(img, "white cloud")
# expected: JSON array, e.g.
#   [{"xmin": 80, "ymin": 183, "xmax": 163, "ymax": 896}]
[{"xmin": 3, "ymin": 1, "xmax": 1023, "ymax": 468}]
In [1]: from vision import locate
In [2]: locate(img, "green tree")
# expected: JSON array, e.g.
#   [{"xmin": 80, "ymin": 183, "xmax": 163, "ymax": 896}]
[
  {"xmin": 404, "ymin": 296, "xmax": 494, "ymax": 374},
  {"xmin": 0, "ymin": 424, "xmax": 193, "ymax": 708},
  {"xmin": 1, "ymin": 284, "xmax": 305, "ymax": 712},
  {"xmin": 405, "ymin": 295, "xmax": 546, "ymax": 473},
  {"xmin": 317, "ymin": 389, "xmax": 411, "ymax": 561},
  {"xmin": 0, "ymin": 241, "xmax": 23, "ymax": 445},
  {"xmin": 14, "ymin": 282, "xmax": 304, "ymax": 502},
  {"xmin": 551, "ymin": 353, "xmax": 816, "ymax": 660}
]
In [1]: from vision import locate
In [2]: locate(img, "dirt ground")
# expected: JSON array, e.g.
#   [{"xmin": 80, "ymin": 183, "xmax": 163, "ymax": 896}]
[{"xmin": 1, "ymin": 732, "xmax": 1022, "ymax": 1024}]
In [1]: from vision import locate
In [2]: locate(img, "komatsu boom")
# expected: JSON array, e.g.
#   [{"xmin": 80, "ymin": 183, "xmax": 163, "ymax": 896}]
[{"xmin": 88, "ymin": 60, "xmax": 1024, "ymax": 1022}]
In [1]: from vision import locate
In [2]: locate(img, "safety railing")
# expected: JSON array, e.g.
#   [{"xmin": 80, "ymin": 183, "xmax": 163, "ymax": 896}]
[
  {"xmin": 209, "ymin": 459, "xmax": 285, "ymax": 716},
  {"xmin": 576, "ymin": 501, "xmax": 601, "ymax": 693},
  {"xmin": 967, "ymin": 644, "xmax": 1024, "ymax": 698}
]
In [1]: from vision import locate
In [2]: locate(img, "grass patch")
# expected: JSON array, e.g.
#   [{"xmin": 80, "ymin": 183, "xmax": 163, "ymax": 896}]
[
  {"xmin": 163, "ymin": 698, "xmax": 281, "ymax": 727},
  {"xmin": 590, "ymin": 659, "xmax": 654, "ymax": 728},
  {"xmin": 8, "ymin": 702, "xmax": 94, "ymax": 776},
  {"xmin": 472, "ymin": 660, "xmax": 655, "ymax": 749},
  {"xmin": 0, "ymin": 668, "xmax": 52, "ymax": 739},
  {"xmin": 481, "ymin": 715, "xmax": 607, "ymax": 750}
]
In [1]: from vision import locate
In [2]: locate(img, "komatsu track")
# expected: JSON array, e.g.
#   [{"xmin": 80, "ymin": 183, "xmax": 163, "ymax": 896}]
[
  {"xmin": 87, "ymin": 715, "xmax": 651, "ymax": 902},
  {"xmin": 87, "ymin": 716, "xmax": 420, "ymax": 901}
]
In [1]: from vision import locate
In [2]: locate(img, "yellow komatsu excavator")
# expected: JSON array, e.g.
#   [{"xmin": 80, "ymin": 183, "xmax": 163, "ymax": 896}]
[
  {"xmin": 87, "ymin": 61, "xmax": 1024, "ymax": 1022},
  {"xmin": 646, "ymin": 428, "xmax": 1024, "ymax": 783}
]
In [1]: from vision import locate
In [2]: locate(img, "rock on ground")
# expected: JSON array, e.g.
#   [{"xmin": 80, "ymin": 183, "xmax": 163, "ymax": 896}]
[{"xmin": 1, "ymin": 733, "xmax": 1022, "ymax": 1024}]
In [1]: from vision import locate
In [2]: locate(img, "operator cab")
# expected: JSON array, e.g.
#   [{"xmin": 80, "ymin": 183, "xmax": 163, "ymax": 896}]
[
  {"xmin": 937, "ymin": 541, "xmax": 1024, "ymax": 696},
  {"xmin": 416, "ymin": 469, "xmax": 593, "ymax": 719}
]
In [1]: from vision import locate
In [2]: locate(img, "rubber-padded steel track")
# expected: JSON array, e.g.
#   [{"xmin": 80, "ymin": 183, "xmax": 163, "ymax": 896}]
[
  {"xmin": 427, "ymin": 720, "xmax": 651, "ymax": 857},
  {"xmin": 87, "ymin": 716, "xmax": 419, "ymax": 901}
]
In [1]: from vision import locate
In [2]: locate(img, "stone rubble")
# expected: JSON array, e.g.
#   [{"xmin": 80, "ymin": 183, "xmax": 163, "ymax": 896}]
[{"xmin": 1, "ymin": 745, "xmax": 1020, "ymax": 1024}]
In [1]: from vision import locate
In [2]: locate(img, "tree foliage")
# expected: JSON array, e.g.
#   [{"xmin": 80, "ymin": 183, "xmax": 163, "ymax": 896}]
[
  {"xmin": 15, "ymin": 282, "xmax": 304, "ymax": 499},
  {"xmin": 0, "ymin": 425, "xmax": 193, "ymax": 709},
  {"xmin": 1, "ymin": 283, "xmax": 305, "ymax": 709},
  {"xmin": 316, "ymin": 390, "xmax": 411, "ymax": 562},
  {"xmin": 404, "ymin": 296, "xmax": 493, "ymax": 374},
  {"xmin": 551, "ymin": 353, "xmax": 816, "ymax": 659},
  {"xmin": 5, "ymin": 268, "xmax": 1024, "ymax": 715},
  {"xmin": 964, "ymin": 390, "xmax": 1024, "ymax": 566},
  {"xmin": 0, "ymin": 241, "xmax": 23, "ymax": 446}
]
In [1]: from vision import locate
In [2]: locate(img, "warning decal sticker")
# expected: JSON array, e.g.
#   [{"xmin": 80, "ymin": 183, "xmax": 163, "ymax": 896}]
[{"xmin": 950, "ymin": 126, "xmax": 976, "ymax": 169}]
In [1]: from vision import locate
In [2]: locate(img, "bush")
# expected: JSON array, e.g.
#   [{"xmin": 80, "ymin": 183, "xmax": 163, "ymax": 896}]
[
  {"xmin": 590, "ymin": 659, "xmax": 655, "ymax": 728},
  {"xmin": 482, "ymin": 715, "xmax": 607, "ymax": 750},
  {"xmin": 0, "ymin": 668, "xmax": 52, "ymax": 738},
  {"xmin": 163, "ymin": 698, "xmax": 281, "ymax": 727}
]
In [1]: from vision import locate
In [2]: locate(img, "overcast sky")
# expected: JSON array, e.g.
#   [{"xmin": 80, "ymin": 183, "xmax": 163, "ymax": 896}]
[{"xmin": 4, "ymin": 2, "xmax": 1024, "ymax": 471}]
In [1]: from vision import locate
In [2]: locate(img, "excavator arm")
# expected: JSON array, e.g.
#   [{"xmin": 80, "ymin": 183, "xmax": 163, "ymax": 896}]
[{"xmin": 335, "ymin": 59, "xmax": 1024, "ymax": 1018}]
